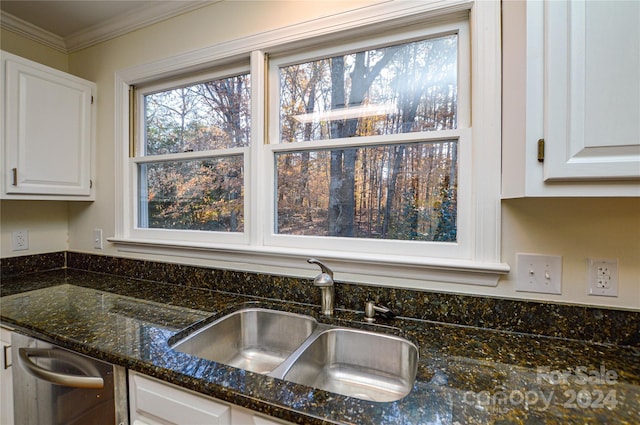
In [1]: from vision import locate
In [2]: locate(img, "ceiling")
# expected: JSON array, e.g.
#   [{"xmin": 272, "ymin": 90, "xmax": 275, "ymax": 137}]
[{"xmin": 0, "ymin": 1, "xmax": 215, "ymax": 53}]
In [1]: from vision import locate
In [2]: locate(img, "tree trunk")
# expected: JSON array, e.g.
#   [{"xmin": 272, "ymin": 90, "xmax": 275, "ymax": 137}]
[
  {"xmin": 381, "ymin": 145, "xmax": 404, "ymax": 238},
  {"xmin": 327, "ymin": 47, "xmax": 400, "ymax": 237},
  {"xmin": 329, "ymin": 57, "xmax": 346, "ymax": 236}
]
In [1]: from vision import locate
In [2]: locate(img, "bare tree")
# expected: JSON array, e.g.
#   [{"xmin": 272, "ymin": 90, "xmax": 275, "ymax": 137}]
[{"xmin": 328, "ymin": 47, "xmax": 400, "ymax": 237}]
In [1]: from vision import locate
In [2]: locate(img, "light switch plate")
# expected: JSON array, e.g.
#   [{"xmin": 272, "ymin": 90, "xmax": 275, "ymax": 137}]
[
  {"xmin": 515, "ymin": 253, "xmax": 562, "ymax": 294},
  {"xmin": 93, "ymin": 228, "xmax": 103, "ymax": 249}
]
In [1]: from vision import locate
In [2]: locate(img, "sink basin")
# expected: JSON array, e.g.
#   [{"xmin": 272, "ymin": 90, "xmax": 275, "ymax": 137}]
[
  {"xmin": 171, "ymin": 308, "xmax": 317, "ymax": 374},
  {"xmin": 171, "ymin": 307, "xmax": 418, "ymax": 402},
  {"xmin": 282, "ymin": 328, "xmax": 418, "ymax": 402}
]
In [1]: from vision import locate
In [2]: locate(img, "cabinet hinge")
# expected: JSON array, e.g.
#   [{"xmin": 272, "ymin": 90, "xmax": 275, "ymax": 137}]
[{"xmin": 537, "ymin": 139, "xmax": 545, "ymax": 162}]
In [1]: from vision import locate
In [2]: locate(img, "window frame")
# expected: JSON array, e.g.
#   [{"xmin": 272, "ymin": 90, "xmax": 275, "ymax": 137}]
[
  {"xmin": 130, "ymin": 65, "xmax": 251, "ymax": 245},
  {"xmin": 265, "ymin": 20, "xmax": 470, "ymax": 259},
  {"xmin": 111, "ymin": 0, "xmax": 509, "ymax": 287}
]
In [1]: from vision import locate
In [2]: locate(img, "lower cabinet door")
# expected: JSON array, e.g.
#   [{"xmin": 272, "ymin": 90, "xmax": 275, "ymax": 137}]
[
  {"xmin": 231, "ymin": 406, "xmax": 293, "ymax": 425},
  {"xmin": 129, "ymin": 371, "xmax": 295, "ymax": 425},
  {"xmin": 129, "ymin": 372, "xmax": 230, "ymax": 425},
  {"xmin": 0, "ymin": 327, "xmax": 13, "ymax": 425}
]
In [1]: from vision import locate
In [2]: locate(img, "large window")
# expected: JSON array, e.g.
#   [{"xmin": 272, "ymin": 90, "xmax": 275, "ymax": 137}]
[
  {"xmin": 273, "ymin": 34, "xmax": 460, "ymax": 243},
  {"xmin": 265, "ymin": 22, "xmax": 470, "ymax": 260},
  {"xmin": 132, "ymin": 67, "xmax": 250, "ymax": 244},
  {"xmin": 114, "ymin": 1, "xmax": 506, "ymax": 287}
]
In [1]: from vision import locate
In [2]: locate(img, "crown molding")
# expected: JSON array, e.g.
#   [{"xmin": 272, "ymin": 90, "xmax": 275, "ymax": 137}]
[
  {"xmin": 1, "ymin": 1, "xmax": 215, "ymax": 54},
  {"xmin": 64, "ymin": 1, "xmax": 215, "ymax": 53},
  {"xmin": 1, "ymin": 10, "xmax": 67, "ymax": 53}
]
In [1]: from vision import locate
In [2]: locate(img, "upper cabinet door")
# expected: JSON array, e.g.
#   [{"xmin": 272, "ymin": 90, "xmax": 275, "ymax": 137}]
[
  {"xmin": 2, "ymin": 51, "xmax": 95, "ymax": 199},
  {"xmin": 544, "ymin": 0, "xmax": 640, "ymax": 181},
  {"xmin": 502, "ymin": 0, "xmax": 640, "ymax": 197}
]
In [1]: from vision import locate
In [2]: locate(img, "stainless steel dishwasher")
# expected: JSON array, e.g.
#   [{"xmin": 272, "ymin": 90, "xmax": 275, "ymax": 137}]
[{"xmin": 11, "ymin": 333, "xmax": 128, "ymax": 425}]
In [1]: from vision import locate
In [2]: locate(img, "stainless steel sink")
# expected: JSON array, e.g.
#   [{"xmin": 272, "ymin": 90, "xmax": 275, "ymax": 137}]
[
  {"xmin": 171, "ymin": 307, "xmax": 418, "ymax": 402},
  {"xmin": 171, "ymin": 308, "xmax": 317, "ymax": 374},
  {"xmin": 282, "ymin": 328, "xmax": 418, "ymax": 402}
]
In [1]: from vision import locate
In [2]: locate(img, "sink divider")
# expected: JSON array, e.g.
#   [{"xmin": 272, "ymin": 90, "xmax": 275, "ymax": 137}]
[{"xmin": 268, "ymin": 324, "xmax": 333, "ymax": 379}]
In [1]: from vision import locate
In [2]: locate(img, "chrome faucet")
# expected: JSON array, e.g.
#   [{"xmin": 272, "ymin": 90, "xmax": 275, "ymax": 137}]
[{"xmin": 307, "ymin": 258, "xmax": 334, "ymax": 316}]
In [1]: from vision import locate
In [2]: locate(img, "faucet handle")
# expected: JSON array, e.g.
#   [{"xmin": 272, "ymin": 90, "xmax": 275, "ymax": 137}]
[
  {"xmin": 307, "ymin": 258, "xmax": 334, "ymax": 287},
  {"xmin": 307, "ymin": 258, "xmax": 333, "ymax": 277}
]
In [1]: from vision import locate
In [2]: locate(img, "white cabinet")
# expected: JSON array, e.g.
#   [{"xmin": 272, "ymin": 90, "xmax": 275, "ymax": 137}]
[
  {"xmin": 0, "ymin": 327, "xmax": 14, "ymax": 425},
  {"xmin": 1, "ymin": 51, "xmax": 96, "ymax": 200},
  {"xmin": 544, "ymin": 0, "xmax": 640, "ymax": 181},
  {"xmin": 129, "ymin": 371, "xmax": 291, "ymax": 425},
  {"xmin": 129, "ymin": 371, "xmax": 230, "ymax": 425},
  {"xmin": 230, "ymin": 404, "xmax": 293, "ymax": 425},
  {"xmin": 502, "ymin": 0, "xmax": 640, "ymax": 197}
]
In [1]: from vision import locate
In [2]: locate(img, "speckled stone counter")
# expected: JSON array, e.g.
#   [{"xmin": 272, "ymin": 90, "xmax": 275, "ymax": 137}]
[{"xmin": 1, "ymin": 268, "xmax": 639, "ymax": 424}]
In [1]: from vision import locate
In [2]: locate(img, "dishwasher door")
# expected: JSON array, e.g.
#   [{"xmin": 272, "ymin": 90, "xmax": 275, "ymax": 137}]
[{"xmin": 12, "ymin": 333, "xmax": 121, "ymax": 425}]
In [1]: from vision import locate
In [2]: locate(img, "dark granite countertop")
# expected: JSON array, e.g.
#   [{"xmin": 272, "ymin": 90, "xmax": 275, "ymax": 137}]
[{"xmin": 1, "ymin": 269, "xmax": 639, "ymax": 424}]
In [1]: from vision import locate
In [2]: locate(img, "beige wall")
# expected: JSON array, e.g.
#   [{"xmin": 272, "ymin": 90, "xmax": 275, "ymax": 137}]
[
  {"xmin": 500, "ymin": 198, "xmax": 639, "ymax": 309},
  {"xmin": 2, "ymin": 1, "xmax": 639, "ymax": 310},
  {"xmin": 1, "ymin": 201, "xmax": 69, "ymax": 257}
]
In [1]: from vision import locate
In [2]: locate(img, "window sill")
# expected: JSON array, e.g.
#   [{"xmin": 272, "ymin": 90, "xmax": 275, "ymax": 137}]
[{"xmin": 107, "ymin": 237, "xmax": 510, "ymax": 288}]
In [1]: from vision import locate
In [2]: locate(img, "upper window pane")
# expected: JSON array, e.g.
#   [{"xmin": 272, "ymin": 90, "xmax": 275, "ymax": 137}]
[
  {"xmin": 279, "ymin": 34, "xmax": 457, "ymax": 143},
  {"xmin": 144, "ymin": 73, "xmax": 251, "ymax": 155}
]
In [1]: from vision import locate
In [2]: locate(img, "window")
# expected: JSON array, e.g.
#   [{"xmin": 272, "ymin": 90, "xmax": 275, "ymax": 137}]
[
  {"xmin": 263, "ymin": 23, "xmax": 473, "ymax": 261},
  {"xmin": 130, "ymin": 67, "xmax": 251, "ymax": 244},
  {"xmin": 136, "ymin": 71, "xmax": 249, "ymax": 234},
  {"xmin": 270, "ymin": 31, "xmax": 464, "ymax": 249},
  {"xmin": 114, "ymin": 1, "xmax": 507, "ymax": 287}
]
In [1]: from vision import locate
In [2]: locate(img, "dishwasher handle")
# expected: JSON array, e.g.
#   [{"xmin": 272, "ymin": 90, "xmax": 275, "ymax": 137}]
[{"xmin": 18, "ymin": 347, "xmax": 104, "ymax": 389}]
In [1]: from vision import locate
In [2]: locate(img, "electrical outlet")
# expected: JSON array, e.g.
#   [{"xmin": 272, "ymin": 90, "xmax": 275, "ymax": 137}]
[
  {"xmin": 515, "ymin": 253, "xmax": 562, "ymax": 294},
  {"xmin": 588, "ymin": 258, "xmax": 618, "ymax": 297},
  {"xmin": 11, "ymin": 230, "xmax": 29, "ymax": 251},
  {"xmin": 93, "ymin": 228, "xmax": 103, "ymax": 249}
]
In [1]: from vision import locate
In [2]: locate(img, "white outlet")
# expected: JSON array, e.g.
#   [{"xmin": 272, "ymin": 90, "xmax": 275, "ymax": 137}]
[
  {"xmin": 11, "ymin": 230, "xmax": 29, "ymax": 251},
  {"xmin": 588, "ymin": 258, "xmax": 618, "ymax": 297},
  {"xmin": 515, "ymin": 253, "xmax": 562, "ymax": 294},
  {"xmin": 93, "ymin": 228, "xmax": 103, "ymax": 249}
]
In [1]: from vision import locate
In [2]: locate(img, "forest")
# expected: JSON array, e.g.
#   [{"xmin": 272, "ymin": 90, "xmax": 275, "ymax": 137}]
[{"xmin": 141, "ymin": 33, "xmax": 459, "ymax": 242}]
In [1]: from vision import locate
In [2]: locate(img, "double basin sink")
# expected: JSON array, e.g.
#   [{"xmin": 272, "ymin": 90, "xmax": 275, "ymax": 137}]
[{"xmin": 169, "ymin": 307, "xmax": 418, "ymax": 402}]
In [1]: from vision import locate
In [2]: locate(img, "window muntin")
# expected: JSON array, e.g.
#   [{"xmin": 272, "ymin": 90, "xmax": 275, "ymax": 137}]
[
  {"xmin": 279, "ymin": 34, "xmax": 458, "ymax": 143},
  {"xmin": 275, "ymin": 140, "xmax": 457, "ymax": 241}
]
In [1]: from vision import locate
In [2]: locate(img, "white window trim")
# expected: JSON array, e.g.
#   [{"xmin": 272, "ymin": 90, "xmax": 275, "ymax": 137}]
[
  {"xmin": 110, "ymin": 0, "xmax": 509, "ymax": 287},
  {"xmin": 265, "ymin": 19, "xmax": 471, "ymax": 261},
  {"xmin": 131, "ymin": 65, "xmax": 251, "ymax": 245}
]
